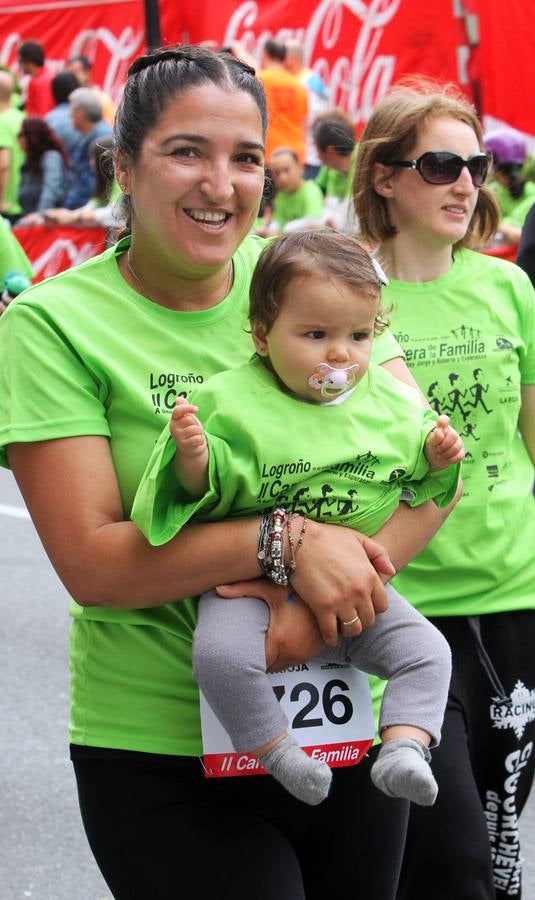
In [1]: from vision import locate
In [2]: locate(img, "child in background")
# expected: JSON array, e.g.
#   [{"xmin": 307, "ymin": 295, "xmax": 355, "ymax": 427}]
[
  {"xmin": 132, "ymin": 230, "xmax": 464, "ymax": 807},
  {"xmin": 257, "ymin": 147, "xmax": 324, "ymax": 235}
]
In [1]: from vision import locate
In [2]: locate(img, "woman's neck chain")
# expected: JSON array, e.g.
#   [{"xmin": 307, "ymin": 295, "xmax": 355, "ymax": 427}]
[{"xmin": 126, "ymin": 250, "xmax": 233, "ymax": 307}]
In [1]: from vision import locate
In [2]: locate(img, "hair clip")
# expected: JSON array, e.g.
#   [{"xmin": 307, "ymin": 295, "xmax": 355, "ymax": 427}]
[{"xmin": 371, "ymin": 257, "xmax": 389, "ymax": 286}]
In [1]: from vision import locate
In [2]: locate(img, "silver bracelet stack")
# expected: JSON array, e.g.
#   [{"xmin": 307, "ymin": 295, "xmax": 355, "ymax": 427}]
[{"xmin": 257, "ymin": 507, "xmax": 307, "ymax": 586}]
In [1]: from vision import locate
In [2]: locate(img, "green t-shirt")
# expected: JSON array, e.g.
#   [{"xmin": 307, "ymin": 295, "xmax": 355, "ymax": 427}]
[
  {"xmin": 386, "ymin": 248, "xmax": 535, "ymax": 617},
  {"xmin": 502, "ymin": 182, "xmax": 535, "ymax": 229},
  {"xmin": 0, "ymin": 215, "xmax": 33, "ymax": 283},
  {"xmin": 133, "ymin": 355, "xmax": 459, "ymax": 545},
  {"xmin": 0, "ymin": 233, "xmax": 404, "ymax": 756},
  {"xmin": 0, "ymin": 106, "xmax": 25, "ymax": 214},
  {"xmin": 272, "ymin": 179, "xmax": 324, "ymax": 230},
  {"xmin": 491, "ymin": 180, "xmax": 535, "ymax": 225},
  {"xmin": 315, "ymin": 146, "xmax": 358, "ymax": 200}
]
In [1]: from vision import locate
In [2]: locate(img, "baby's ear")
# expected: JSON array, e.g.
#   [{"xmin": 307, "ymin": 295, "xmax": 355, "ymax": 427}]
[{"xmin": 252, "ymin": 322, "xmax": 269, "ymax": 356}]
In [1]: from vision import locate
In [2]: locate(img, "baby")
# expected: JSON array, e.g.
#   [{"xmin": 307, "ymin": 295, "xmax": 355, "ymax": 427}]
[{"xmin": 133, "ymin": 230, "xmax": 464, "ymax": 807}]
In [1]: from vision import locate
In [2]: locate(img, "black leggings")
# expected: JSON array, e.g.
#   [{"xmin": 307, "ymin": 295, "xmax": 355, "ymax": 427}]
[
  {"xmin": 397, "ymin": 610, "xmax": 535, "ymax": 900},
  {"xmin": 72, "ymin": 744, "xmax": 409, "ymax": 900}
]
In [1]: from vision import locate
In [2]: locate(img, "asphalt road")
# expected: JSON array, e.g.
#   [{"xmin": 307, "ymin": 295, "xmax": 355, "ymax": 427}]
[{"xmin": 1, "ymin": 466, "xmax": 533, "ymax": 899}]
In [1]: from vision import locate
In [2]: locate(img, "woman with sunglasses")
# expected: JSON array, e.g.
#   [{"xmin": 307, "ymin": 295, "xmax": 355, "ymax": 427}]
[{"xmin": 353, "ymin": 79, "xmax": 535, "ymax": 900}]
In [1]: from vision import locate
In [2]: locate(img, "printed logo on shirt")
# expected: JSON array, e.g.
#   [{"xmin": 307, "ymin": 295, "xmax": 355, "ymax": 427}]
[
  {"xmin": 256, "ymin": 450, "xmax": 387, "ymax": 516},
  {"xmin": 490, "ymin": 681, "xmax": 535, "ymax": 740},
  {"xmin": 148, "ymin": 371, "xmax": 205, "ymax": 414},
  {"xmin": 394, "ymin": 322, "xmax": 487, "ymax": 365},
  {"xmin": 256, "ymin": 476, "xmax": 360, "ymax": 519}
]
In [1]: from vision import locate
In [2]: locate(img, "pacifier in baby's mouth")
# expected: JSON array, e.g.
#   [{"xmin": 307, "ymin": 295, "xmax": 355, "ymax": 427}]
[{"xmin": 308, "ymin": 363, "xmax": 360, "ymax": 399}]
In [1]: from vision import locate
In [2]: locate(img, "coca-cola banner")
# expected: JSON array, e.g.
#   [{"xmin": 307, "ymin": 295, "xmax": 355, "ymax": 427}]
[
  {"xmin": 162, "ymin": 0, "xmax": 472, "ymax": 129},
  {"xmin": 0, "ymin": 1, "xmax": 473, "ymax": 129},
  {"xmin": 0, "ymin": 0, "xmax": 144, "ymax": 103},
  {"xmin": 13, "ymin": 224, "xmax": 108, "ymax": 281}
]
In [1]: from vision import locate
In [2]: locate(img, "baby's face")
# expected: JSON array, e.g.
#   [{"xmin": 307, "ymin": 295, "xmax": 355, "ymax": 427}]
[{"xmin": 254, "ymin": 273, "xmax": 378, "ymax": 403}]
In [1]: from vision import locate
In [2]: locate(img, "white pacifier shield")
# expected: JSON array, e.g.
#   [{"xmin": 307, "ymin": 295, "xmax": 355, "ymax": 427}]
[{"xmin": 308, "ymin": 363, "xmax": 360, "ymax": 398}]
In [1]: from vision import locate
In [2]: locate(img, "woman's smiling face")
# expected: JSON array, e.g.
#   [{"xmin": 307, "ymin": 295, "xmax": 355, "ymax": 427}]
[{"xmin": 118, "ymin": 82, "xmax": 266, "ymax": 278}]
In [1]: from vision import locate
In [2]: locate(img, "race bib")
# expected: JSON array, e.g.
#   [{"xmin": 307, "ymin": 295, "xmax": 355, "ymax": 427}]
[{"xmin": 200, "ymin": 658, "xmax": 374, "ymax": 778}]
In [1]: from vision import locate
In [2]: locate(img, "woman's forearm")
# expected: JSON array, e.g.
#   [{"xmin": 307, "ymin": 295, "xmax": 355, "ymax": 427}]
[
  {"xmin": 79, "ymin": 518, "xmax": 261, "ymax": 608},
  {"xmin": 7, "ymin": 437, "xmax": 261, "ymax": 609},
  {"xmin": 372, "ymin": 483, "xmax": 463, "ymax": 579}
]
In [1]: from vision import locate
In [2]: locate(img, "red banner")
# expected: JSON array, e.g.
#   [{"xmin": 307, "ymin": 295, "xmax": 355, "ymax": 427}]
[
  {"xmin": 2, "ymin": 1, "xmax": 531, "ymax": 143},
  {"xmin": 0, "ymin": 1, "xmax": 474, "ymax": 131},
  {"xmin": 0, "ymin": 0, "xmax": 145, "ymax": 103},
  {"xmin": 476, "ymin": 0, "xmax": 535, "ymax": 142},
  {"xmin": 161, "ymin": 0, "xmax": 472, "ymax": 130},
  {"xmin": 13, "ymin": 224, "xmax": 108, "ymax": 281}
]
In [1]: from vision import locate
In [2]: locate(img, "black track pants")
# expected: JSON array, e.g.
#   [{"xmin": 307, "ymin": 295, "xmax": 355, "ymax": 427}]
[
  {"xmin": 73, "ymin": 743, "xmax": 409, "ymax": 900},
  {"xmin": 397, "ymin": 610, "xmax": 535, "ymax": 900}
]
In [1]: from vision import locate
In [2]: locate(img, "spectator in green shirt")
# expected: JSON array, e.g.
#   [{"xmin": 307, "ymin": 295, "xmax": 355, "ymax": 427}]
[
  {"xmin": 313, "ymin": 113, "xmax": 358, "ymax": 231},
  {"xmin": 256, "ymin": 147, "xmax": 323, "ymax": 235},
  {"xmin": 0, "ymin": 69, "xmax": 25, "ymax": 220}
]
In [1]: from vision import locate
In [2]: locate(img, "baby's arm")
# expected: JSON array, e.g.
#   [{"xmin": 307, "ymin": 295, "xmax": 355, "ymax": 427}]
[
  {"xmin": 424, "ymin": 414, "xmax": 465, "ymax": 471},
  {"xmin": 170, "ymin": 396, "xmax": 209, "ymax": 498}
]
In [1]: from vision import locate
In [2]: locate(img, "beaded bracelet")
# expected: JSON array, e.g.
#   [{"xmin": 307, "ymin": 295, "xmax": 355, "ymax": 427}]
[{"xmin": 257, "ymin": 508, "xmax": 307, "ymax": 585}]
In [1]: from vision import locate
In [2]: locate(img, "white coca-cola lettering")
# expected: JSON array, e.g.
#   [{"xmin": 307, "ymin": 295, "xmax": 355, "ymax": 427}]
[
  {"xmin": 32, "ymin": 237, "xmax": 105, "ymax": 280},
  {"xmin": 0, "ymin": 32, "xmax": 22, "ymax": 65},
  {"xmin": 69, "ymin": 26, "xmax": 143, "ymax": 101},
  {"xmin": 224, "ymin": 0, "xmax": 401, "ymax": 122}
]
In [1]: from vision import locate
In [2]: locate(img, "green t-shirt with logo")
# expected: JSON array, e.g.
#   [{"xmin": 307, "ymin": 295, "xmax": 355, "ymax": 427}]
[
  {"xmin": 133, "ymin": 355, "xmax": 459, "ymax": 544},
  {"xmin": 386, "ymin": 248, "xmax": 535, "ymax": 617},
  {"xmin": 272, "ymin": 179, "xmax": 324, "ymax": 230},
  {"xmin": 0, "ymin": 234, "xmax": 404, "ymax": 756},
  {"xmin": 0, "ymin": 106, "xmax": 25, "ymax": 214}
]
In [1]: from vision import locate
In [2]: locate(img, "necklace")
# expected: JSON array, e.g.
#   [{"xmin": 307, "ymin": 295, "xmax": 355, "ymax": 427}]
[{"xmin": 126, "ymin": 250, "xmax": 233, "ymax": 307}]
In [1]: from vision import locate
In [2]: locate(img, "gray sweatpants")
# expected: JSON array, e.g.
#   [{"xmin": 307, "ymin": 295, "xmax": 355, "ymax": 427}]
[{"xmin": 192, "ymin": 586, "xmax": 451, "ymax": 753}]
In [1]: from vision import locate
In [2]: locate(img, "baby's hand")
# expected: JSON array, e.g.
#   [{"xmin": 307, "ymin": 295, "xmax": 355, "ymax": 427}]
[
  {"xmin": 170, "ymin": 396, "xmax": 207, "ymax": 459},
  {"xmin": 425, "ymin": 414, "xmax": 465, "ymax": 471}
]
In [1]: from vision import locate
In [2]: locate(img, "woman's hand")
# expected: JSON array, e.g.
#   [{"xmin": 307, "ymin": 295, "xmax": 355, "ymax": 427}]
[
  {"xmin": 219, "ymin": 517, "xmax": 394, "ymax": 648},
  {"xmin": 216, "ymin": 578, "xmax": 325, "ymax": 671},
  {"xmin": 289, "ymin": 518, "xmax": 393, "ymax": 645}
]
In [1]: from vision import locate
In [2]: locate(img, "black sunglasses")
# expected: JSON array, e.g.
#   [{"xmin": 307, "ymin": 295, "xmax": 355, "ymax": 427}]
[{"xmin": 388, "ymin": 151, "xmax": 490, "ymax": 187}]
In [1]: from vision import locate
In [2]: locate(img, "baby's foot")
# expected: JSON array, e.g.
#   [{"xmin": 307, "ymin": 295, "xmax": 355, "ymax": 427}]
[
  {"xmin": 370, "ymin": 737, "xmax": 438, "ymax": 806},
  {"xmin": 259, "ymin": 734, "xmax": 332, "ymax": 806}
]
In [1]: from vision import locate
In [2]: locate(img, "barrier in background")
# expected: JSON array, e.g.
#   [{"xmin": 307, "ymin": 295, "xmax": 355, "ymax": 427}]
[
  {"xmin": 481, "ymin": 242, "xmax": 517, "ymax": 264},
  {"xmin": 13, "ymin": 224, "xmax": 108, "ymax": 282}
]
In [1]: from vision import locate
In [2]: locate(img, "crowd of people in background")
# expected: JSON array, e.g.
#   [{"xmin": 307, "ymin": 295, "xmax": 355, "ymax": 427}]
[
  {"xmin": 0, "ymin": 40, "xmax": 115, "ymax": 231},
  {"xmin": 1, "ymin": 35, "xmax": 535, "ymax": 278}
]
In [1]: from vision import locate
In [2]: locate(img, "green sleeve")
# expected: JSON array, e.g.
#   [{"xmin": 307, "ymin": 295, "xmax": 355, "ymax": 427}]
[
  {"xmin": 371, "ymin": 328, "xmax": 404, "ymax": 365},
  {"xmin": 0, "ymin": 301, "xmax": 109, "ymax": 467},
  {"xmin": 516, "ymin": 268, "xmax": 535, "ymax": 383},
  {"xmin": 0, "ymin": 219, "xmax": 33, "ymax": 283},
  {"xmin": 131, "ymin": 424, "xmax": 239, "ymax": 545}
]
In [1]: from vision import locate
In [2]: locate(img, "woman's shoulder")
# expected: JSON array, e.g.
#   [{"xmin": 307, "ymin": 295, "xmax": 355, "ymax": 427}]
[
  {"xmin": 460, "ymin": 247, "xmax": 532, "ymax": 283},
  {"xmin": 8, "ymin": 243, "xmax": 121, "ymax": 313},
  {"xmin": 234, "ymin": 233, "xmax": 268, "ymax": 266}
]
